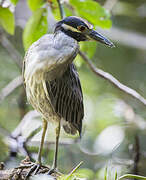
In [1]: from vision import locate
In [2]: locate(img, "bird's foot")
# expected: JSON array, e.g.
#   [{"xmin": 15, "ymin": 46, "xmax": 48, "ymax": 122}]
[
  {"xmin": 47, "ymin": 167, "xmax": 58, "ymax": 175},
  {"xmin": 24, "ymin": 162, "xmax": 43, "ymax": 180}
]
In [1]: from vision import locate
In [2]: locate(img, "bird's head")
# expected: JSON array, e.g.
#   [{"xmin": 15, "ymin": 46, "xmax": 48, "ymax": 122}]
[{"xmin": 55, "ymin": 16, "xmax": 114, "ymax": 47}]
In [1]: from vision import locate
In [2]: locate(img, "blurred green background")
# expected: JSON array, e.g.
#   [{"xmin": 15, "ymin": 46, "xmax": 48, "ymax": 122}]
[{"xmin": 0, "ymin": 0, "xmax": 146, "ymax": 179}]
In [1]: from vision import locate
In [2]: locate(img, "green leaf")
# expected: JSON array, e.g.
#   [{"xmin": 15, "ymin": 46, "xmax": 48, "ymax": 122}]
[
  {"xmin": 10, "ymin": 0, "xmax": 19, "ymax": 5},
  {"xmin": 104, "ymin": 167, "xmax": 108, "ymax": 180},
  {"xmin": 27, "ymin": 0, "xmax": 45, "ymax": 11},
  {"xmin": 115, "ymin": 171, "xmax": 118, "ymax": 180},
  {"xmin": 75, "ymin": 168, "xmax": 95, "ymax": 179},
  {"xmin": 70, "ymin": 0, "xmax": 112, "ymax": 29},
  {"xmin": 23, "ymin": 8, "xmax": 48, "ymax": 50},
  {"xmin": 0, "ymin": 7, "xmax": 15, "ymax": 35}
]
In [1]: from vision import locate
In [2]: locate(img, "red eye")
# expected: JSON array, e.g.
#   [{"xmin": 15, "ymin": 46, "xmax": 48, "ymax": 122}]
[{"xmin": 77, "ymin": 25, "xmax": 86, "ymax": 32}]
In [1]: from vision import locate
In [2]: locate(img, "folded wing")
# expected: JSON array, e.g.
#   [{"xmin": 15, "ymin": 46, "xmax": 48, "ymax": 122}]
[{"xmin": 46, "ymin": 63, "xmax": 84, "ymax": 135}]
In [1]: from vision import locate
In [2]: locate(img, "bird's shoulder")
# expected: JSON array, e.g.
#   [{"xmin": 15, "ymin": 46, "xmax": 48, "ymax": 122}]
[
  {"xmin": 26, "ymin": 32, "xmax": 78, "ymax": 54},
  {"xmin": 27, "ymin": 34, "xmax": 54, "ymax": 53},
  {"xmin": 24, "ymin": 33, "xmax": 78, "ymax": 65}
]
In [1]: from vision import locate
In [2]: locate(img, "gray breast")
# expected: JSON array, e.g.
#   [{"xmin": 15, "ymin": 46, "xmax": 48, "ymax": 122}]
[
  {"xmin": 24, "ymin": 32, "xmax": 79, "ymax": 82},
  {"xmin": 23, "ymin": 31, "xmax": 80, "ymax": 125}
]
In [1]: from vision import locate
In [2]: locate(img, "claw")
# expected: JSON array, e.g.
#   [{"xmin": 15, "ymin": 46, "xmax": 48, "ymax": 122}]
[
  {"xmin": 34, "ymin": 164, "xmax": 41, "ymax": 175},
  {"xmin": 24, "ymin": 163, "xmax": 41, "ymax": 180},
  {"xmin": 47, "ymin": 168, "xmax": 57, "ymax": 175}
]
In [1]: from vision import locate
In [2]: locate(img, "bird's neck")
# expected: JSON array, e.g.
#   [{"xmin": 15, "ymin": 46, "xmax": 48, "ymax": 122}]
[{"xmin": 54, "ymin": 31, "xmax": 79, "ymax": 50}]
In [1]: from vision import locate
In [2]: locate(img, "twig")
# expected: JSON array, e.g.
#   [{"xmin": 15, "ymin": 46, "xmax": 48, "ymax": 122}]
[
  {"xmin": 66, "ymin": 161, "xmax": 83, "ymax": 179},
  {"xmin": 0, "ymin": 76, "xmax": 23, "ymax": 104},
  {"xmin": 0, "ymin": 32, "xmax": 23, "ymax": 68},
  {"xmin": 133, "ymin": 135, "xmax": 140, "ymax": 175},
  {"xmin": 0, "ymin": 125, "xmax": 9, "ymax": 137},
  {"xmin": 11, "ymin": 110, "xmax": 40, "ymax": 136},
  {"xmin": 0, "ymin": 158, "xmax": 56, "ymax": 180},
  {"xmin": 26, "ymin": 126, "xmax": 42, "ymax": 142},
  {"xmin": 118, "ymin": 174, "xmax": 146, "ymax": 180},
  {"xmin": 57, "ymin": 0, "xmax": 65, "ymax": 19},
  {"xmin": 27, "ymin": 139, "xmax": 76, "ymax": 148},
  {"xmin": 8, "ymin": 134, "xmax": 31, "ymax": 158},
  {"xmin": 104, "ymin": 0, "xmax": 118, "ymax": 11},
  {"xmin": 10, "ymin": 111, "xmax": 41, "ymax": 159},
  {"xmin": 17, "ymin": 89, "xmax": 27, "ymax": 119},
  {"xmin": 79, "ymin": 50, "xmax": 146, "ymax": 106}
]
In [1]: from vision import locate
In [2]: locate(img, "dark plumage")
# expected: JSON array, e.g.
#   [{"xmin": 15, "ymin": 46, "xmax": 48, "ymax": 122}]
[
  {"xmin": 54, "ymin": 16, "xmax": 92, "ymax": 41},
  {"xmin": 46, "ymin": 63, "xmax": 83, "ymax": 135}
]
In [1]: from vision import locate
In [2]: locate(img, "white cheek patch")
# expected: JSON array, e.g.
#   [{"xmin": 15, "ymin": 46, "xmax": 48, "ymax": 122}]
[
  {"xmin": 62, "ymin": 23, "xmax": 81, "ymax": 33},
  {"xmin": 87, "ymin": 23, "xmax": 93, "ymax": 29}
]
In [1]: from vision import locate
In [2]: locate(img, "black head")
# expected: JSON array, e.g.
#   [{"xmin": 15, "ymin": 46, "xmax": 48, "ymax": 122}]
[{"xmin": 54, "ymin": 16, "xmax": 114, "ymax": 47}]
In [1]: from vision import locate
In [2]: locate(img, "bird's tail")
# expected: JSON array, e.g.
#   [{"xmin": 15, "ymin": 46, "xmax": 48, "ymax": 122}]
[{"xmin": 63, "ymin": 123, "xmax": 77, "ymax": 135}]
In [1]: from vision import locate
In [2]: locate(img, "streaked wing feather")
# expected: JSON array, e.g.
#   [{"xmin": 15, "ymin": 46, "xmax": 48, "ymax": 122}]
[
  {"xmin": 22, "ymin": 54, "xmax": 26, "ymax": 88},
  {"xmin": 46, "ymin": 63, "xmax": 84, "ymax": 135}
]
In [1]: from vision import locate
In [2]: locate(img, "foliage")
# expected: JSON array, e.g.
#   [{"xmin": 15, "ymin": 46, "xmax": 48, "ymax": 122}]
[
  {"xmin": 23, "ymin": 8, "xmax": 48, "ymax": 50},
  {"xmin": 0, "ymin": 7, "xmax": 15, "ymax": 34},
  {"xmin": 27, "ymin": 0, "xmax": 45, "ymax": 11},
  {"xmin": 70, "ymin": 0, "xmax": 111, "ymax": 29},
  {"xmin": 0, "ymin": 0, "xmax": 146, "ymax": 180},
  {"xmin": 10, "ymin": 0, "xmax": 19, "ymax": 5}
]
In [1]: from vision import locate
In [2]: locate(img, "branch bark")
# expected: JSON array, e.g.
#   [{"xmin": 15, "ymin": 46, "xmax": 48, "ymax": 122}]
[
  {"xmin": 133, "ymin": 134, "xmax": 140, "ymax": 175},
  {"xmin": 103, "ymin": 0, "xmax": 118, "ymax": 11},
  {"xmin": 0, "ymin": 32, "xmax": 23, "ymax": 68},
  {"xmin": 79, "ymin": 51, "xmax": 146, "ymax": 106},
  {"xmin": 0, "ymin": 157, "xmax": 56, "ymax": 180},
  {"xmin": 57, "ymin": 0, "xmax": 65, "ymax": 19},
  {"xmin": 0, "ymin": 76, "xmax": 23, "ymax": 104}
]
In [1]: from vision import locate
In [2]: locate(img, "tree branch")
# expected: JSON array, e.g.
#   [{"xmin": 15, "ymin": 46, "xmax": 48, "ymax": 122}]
[
  {"xmin": 118, "ymin": 174, "xmax": 146, "ymax": 180},
  {"xmin": 79, "ymin": 50, "xmax": 146, "ymax": 106},
  {"xmin": 133, "ymin": 134, "xmax": 140, "ymax": 175},
  {"xmin": 57, "ymin": 0, "xmax": 65, "ymax": 19},
  {"xmin": 0, "ymin": 76, "xmax": 23, "ymax": 104},
  {"xmin": 0, "ymin": 125, "xmax": 9, "ymax": 137},
  {"xmin": 103, "ymin": 0, "xmax": 118, "ymax": 11},
  {"xmin": 0, "ymin": 157, "xmax": 56, "ymax": 180},
  {"xmin": 0, "ymin": 31, "xmax": 23, "ymax": 68}
]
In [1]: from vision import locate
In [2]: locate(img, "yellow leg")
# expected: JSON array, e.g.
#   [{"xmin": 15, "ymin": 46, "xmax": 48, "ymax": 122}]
[
  {"xmin": 37, "ymin": 118, "xmax": 48, "ymax": 164},
  {"xmin": 24, "ymin": 119, "xmax": 48, "ymax": 179},
  {"xmin": 52, "ymin": 120, "xmax": 61, "ymax": 169}
]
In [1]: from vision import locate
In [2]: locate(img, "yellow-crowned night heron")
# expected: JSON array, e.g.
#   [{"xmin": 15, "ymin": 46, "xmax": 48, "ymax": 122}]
[{"xmin": 23, "ymin": 16, "xmax": 114, "ymax": 176}]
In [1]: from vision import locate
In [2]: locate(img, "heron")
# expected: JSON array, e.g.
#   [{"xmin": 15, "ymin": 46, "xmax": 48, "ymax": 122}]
[{"xmin": 23, "ymin": 16, "xmax": 114, "ymax": 177}]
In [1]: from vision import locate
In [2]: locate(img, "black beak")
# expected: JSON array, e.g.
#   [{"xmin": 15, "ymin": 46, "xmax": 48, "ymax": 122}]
[{"xmin": 87, "ymin": 29, "xmax": 114, "ymax": 47}]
